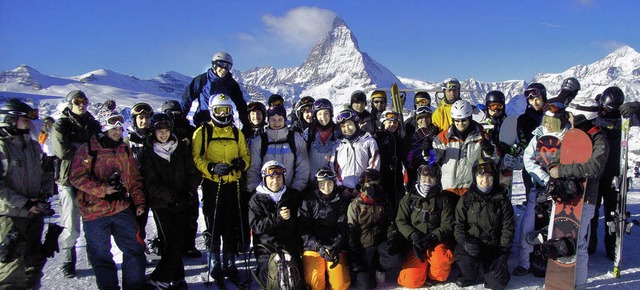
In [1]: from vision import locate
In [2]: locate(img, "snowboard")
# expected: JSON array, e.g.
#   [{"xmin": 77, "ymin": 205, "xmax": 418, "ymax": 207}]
[
  {"xmin": 497, "ymin": 115, "xmax": 519, "ymax": 197},
  {"xmin": 612, "ymin": 117, "xmax": 631, "ymax": 278},
  {"xmin": 534, "ymin": 135, "xmax": 562, "ymax": 170},
  {"xmin": 544, "ymin": 129, "xmax": 593, "ymax": 290}
]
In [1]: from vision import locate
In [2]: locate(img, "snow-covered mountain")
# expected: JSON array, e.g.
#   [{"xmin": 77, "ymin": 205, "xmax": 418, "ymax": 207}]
[{"xmin": 1, "ymin": 16, "xmax": 639, "ymax": 120}]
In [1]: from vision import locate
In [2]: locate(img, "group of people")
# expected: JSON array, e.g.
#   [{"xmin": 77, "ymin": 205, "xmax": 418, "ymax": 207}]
[{"xmin": 0, "ymin": 50, "xmax": 633, "ymax": 290}]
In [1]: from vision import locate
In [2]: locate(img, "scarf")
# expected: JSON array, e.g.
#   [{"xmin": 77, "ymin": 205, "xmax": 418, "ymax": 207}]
[
  {"xmin": 256, "ymin": 183, "xmax": 286, "ymax": 203},
  {"xmin": 153, "ymin": 139, "xmax": 178, "ymax": 162},
  {"xmin": 415, "ymin": 182, "xmax": 435, "ymax": 198}
]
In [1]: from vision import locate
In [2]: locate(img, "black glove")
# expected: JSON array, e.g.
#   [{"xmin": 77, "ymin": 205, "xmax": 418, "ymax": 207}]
[
  {"xmin": 463, "ymin": 240, "xmax": 480, "ymax": 257},
  {"xmin": 480, "ymin": 139, "xmax": 495, "ymax": 155},
  {"xmin": 497, "ymin": 142, "xmax": 515, "ymax": 156},
  {"xmin": 410, "ymin": 232, "xmax": 427, "ymax": 262},
  {"xmin": 421, "ymin": 139, "xmax": 433, "ymax": 152},
  {"xmin": 620, "ymin": 102, "xmax": 640, "ymax": 118},
  {"xmin": 231, "ymin": 157, "xmax": 246, "ymax": 171},
  {"xmin": 423, "ymin": 233, "xmax": 439, "ymax": 251},
  {"xmin": 208, "ymin": 162, "xmax": 231, "ymax": 176},
  {"xmin": 40, "ymin": 223, "xmax": 63, "ymax": 258}
]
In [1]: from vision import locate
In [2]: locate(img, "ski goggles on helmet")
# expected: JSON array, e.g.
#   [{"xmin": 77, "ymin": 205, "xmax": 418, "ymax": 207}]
[
  {"xmin": 543, "ymin": 102, "xmax": 565, "ymax": 114},
  {"xmin": 214, "ymin": 60, "xmax": 232, "ymax": 70},
  {"xmin": 247, "ymin": 102, "xmax": 265, "ymax": 113},
  {"xmin": 487, "ymin": 103, "xmax": 504, "ymax": 111},
  {"xmin": 269, "ymin": 99, "xmax": 284, "ymax": 107},
  {"xmin": 475, "ymin": 162, "xmax": 496, "ymax": 176},
  {"xmin": 132, "ymin": 103, "xmax": 153, "ymax": 115},
  {"xmin": 417, "ymin": 164, "xmax": 440, "ymax": 177},
  {"xmin": 445, "ymin": 82, "xmax": 460, "ymax": 90},
  {"xmin": 315, "ymin": 168, "xmax": 336, "ymax": 180},
  {"xmin": 415, "ymin": 97, "xmax": 430, "ymax": 107},
  {"xmin": 336, "ymin": 110, "xmax": 357, "ymax": 123},
  {"xmin": 106, "ymin": 114, "xmax": 125, "ymax": 126},
  {"xmin": 153, "ymin": 120, "xmax": 173, "ymax": 130},
  {"xmin": 525, "ymin": 88, "xmax": 543, "ymax": 99},
  {"xmin": 383, "ymin": 111, "xmax": 399, "ymax": 122},
  {"xmin": 298, "ymin": 96, "xmax": 314, "ymax": 107},
  {"xmin": 416, "ymin": 106, "xmax": 432, "ymax": 116},
  {"xmin": 164, "ymin": 110, "xmax": 182, "ymax": 118},
  {"xmin": 72, "ymin": 98, "xmax": 88, "ymax": 106},
  {"xmin": 313, "ymin": 99, "xmax": 332, "ymax": 111},
  {"xmin": 213, "ymin": 106, "xmax": 232, "ymax": 115},
  {"xmin": 263, "ymin": 166, "xmax": 286, "ymax": 177},
  {"xmin": 2, "ymin": 108, "xmax": 39, "ymax": 120}
]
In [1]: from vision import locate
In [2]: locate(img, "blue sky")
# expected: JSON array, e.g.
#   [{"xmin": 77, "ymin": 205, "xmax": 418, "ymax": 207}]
[{"xmin": 1, "ymin": 0, "xmax": 638, "ymax": 83}]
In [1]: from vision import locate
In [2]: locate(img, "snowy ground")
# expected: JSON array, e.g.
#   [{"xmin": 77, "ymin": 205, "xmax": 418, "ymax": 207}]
[{"xmin": 37, "ymin": 168, "xmax": 640, "ymax": 290}]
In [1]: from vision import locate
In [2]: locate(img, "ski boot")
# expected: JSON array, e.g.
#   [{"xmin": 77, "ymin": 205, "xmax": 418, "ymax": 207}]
[
  {"xmin": 223, "ymin": 253, "xmax": 238, "ymax": 279},
  {"xmin": 207, "ymin": 252, "xmax": 224, "ymax": 282}
]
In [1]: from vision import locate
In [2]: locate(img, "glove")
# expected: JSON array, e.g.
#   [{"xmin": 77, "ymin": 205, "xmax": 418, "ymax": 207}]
[
  {"xmin": 620, "ymin": 101, "xmax": 640, "ymax": 118},
  {"xmin": 463, "ymin": 240, "xmax": 480, "ymax": 257},
  {"xmin": 231, "ymin": 157, "xmax": 246, "ymax": 171},
  {"xmin": 480, "ymin": 139, "xmax": 495, "ymax": 156},
  {"xmin": 497, "ymin": 142, "xmax": 515, "ymax": 156},
  {"xmin": 40, "ymin": 223, "xmax": 63, "ymax": 258},
  {"xmin": 423, "ymin": 233, "xmax": 439, "ymax": 251},
  {"xmin": 421, "ymin": 139, "xmax": 433, "ymax": 152},
  {"xmin": 208, "ymin": 162, "xmax": 231, "ymax": 176},
  {"xmin": 410, "ymin": 232, "xmax": 427, "ymax": 262},
  {"xmin": 318, "ymin": 245, "xmax": 333, "ymax": 262}
]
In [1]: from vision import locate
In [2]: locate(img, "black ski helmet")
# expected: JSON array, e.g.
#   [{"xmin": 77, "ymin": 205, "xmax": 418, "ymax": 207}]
[
  {"xmin": 247, "ymin": 101, "xmax": 267, "ymax": 122},
  {"xmin": 131, "ymin": 102, "xmax": 154, "ymax": 129},
  {"xmin": 294, "ymin": 96, "xmax": 315, "ymax": 119},
  {"xmin": 525, "ymin": 83, "xmax": 547, "ymax": 101},
  {"xmin": 0, "ymin": 99, "xmax": 38, "ymax": 128},
  {"xmin": 485, "ymin": 90, "xmax": 506, "ymax": 106},
  {"xmin": 161, "ymin": 100, "xmax": 183, "ymax": 116},
  {"xmin": 561, "ymin": 77, "xmax": 581, "ymax": 93},
  {"xmin": 598, "ymin": 86, "xmax": 625, "ymax": 116},
  {"xmin": 150, "ymin": 112, "xmax": 174, "ymax": 130},
  {"xmin": 414, "ymin": 91, "xmax": 431, "ymax": 109},
  {"xmin": 312, "ymin": 98, "xmax": 333, "ymax": 117}
]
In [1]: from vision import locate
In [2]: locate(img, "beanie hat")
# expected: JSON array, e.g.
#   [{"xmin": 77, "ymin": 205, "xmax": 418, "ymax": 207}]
[
  {"xmin": 370, "ymin": 90, "xmax": 387, "ymax": 100},
  {"xmin": 351, "ymin": 90, "xmax": 367, "ymax": 105},
  {"xmin": 267, "ymin": 105, "xmax": 287, "ymax": 119},
  {"xmin": 66, "ymin": 90, "xmax": 88, "ymax": 107}
]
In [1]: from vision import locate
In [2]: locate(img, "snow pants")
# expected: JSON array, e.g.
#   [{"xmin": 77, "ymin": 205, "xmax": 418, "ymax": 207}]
[
  {"xmin": 302, "ymin": 250, "xmax": 350, "ymax": 290},
  {"xmin": 590, "ymin": 178, "xmax": 617, "ymax": 256},
  {"xmin": 83, "ymin": 208, "xmax": 146, "ymax": 290},
  {"xmin": 57, "ymin": 184, "xmax": 80, "ymax": 265},
  {"xmin": 516, "ymin": 184, "xmax": 543, "ymax": 269},
  {"xmin": 149, "ymin": 208, "xmax": 188, "ymax": 282},
  {"xmin": 0, "ymin": 215, "xmax": 46, "ymax": 289},
  {"xmin": 201, "ymin": 179, "xmax": 241, "ymax": 254},
  {"xmin": 397, "ymin": 243, "xmax": 454, "ymax": 288},
  {"xmin": 455, "ymin": 243, "xmax": 511, "ymax": 290}
]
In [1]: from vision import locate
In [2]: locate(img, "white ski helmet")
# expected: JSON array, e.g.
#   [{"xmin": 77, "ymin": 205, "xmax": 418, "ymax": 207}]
[
  {"xmin": 450, "ymin": 100, "xmax": 473, "ymax": 119},
  {"xmin": 212, "ymin": 52, "xmax": 233, "ymax": 66},
  {"xmin": 261, "ymin": 160, "xmax": 286, "ymax": 179},
  {"xmin": 208, "ymin": 93, "xmax": 234, "ymax": 125}
]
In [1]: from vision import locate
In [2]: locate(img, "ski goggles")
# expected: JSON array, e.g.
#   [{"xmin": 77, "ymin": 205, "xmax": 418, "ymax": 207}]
[
  {"xmin": 445, "ymin": 82, "xmax": 460, "ymax": 90},
  {"xmin": 263, "ymin": 166, "xmax": 286, "ymax": 177},
  {"xmin": 336, "ymin": 110, "xmax": 357, "ymax": 123},
  {"xmin": 72, "ymin": 98, "xmax": 88, "ymax": 106},
  {"xmin": 524, "ymin": 88, "xmax": 544, "ymax": 99},
  {"xmin": 1, "ymin": 108, "xmax": 39, "ymax": 120},
  {"xmin": 269, "ymin": 99, "xmax": 284, "ymax": 107},
  {"xmin": 298, "ymin": 96, "xmax": 314, "ymax": 107},
  {"xmin": 313, "ymin": 99, "xmax": 332, "ymax": 111},
  {"xmin": 315, "ymin": 168, "xmax": 336, "ymax": 180},
  {"xmin": 383, "ymin": 111, "xmax": 399, "ymax": 122},
  {"xmin": 417, "ymin": 164, "xmax": 439, "ymax": 177},
  {"xmin": 487, "ymin": 103, "xmax": 504, "ymax": 111},
  {"xmin": 132, "ymin": 103, "xmax": 153, "ymax": 115},
  {"xmin": 415, "ymin": 97, "xmax": 430, "ymax": 107},
  {"xmin": 416, "ymin": 106, "xmax": 432, "ymax": 116},
  {"xmin": 164, "ymin": 110, "xmax": 182, "ymax": 118},
  {"xmin": 214, "ymin": 60, "xmax": 232, "ymax": 70},
  {"xmin": 213, "ymin": 106, "xmax": 232, "ymax": 115},
  {"xmin": 247, "ymin": 102, "xmax": 265, "ymax": 113},
  {"xmin": 153, "ymin": 120, "xmax": 172, "ymax": 130},
  {"xmin": 543, "ymin": 102, "xmax": 565, "ymax": 114},
  {"xmin": 105, "ymin": 114, "xmax": 125, "ymax": 127},
  {"xmin": 475, "ymin": 162, "xmax": 496, "ymax": 175}
]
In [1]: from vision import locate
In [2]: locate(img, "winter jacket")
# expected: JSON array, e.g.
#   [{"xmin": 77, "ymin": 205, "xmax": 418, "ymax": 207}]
[
  {"xmin": 241, "ymin": 123, "xmax": 265, "ymax": 146},
  {"xmin": 304, "ymin": 124, "xmax": 341, "ymax": 182},
  {"xmin": 247, "ymin": 127, "xmax": 309, "ymax": 192},
  {"xmin": 141, "ymin": 136, "xmax": 201, "ymax": 210},
  {"xmin": 173, "ymin": 118, "xmax": 196, "ymax": 145},
  {"xmin": 396, "ymin": 185, "xmax": 454, "ymax": 245},
  {"xmin": 181, "ymin": 69, "xmax": 248, "ymax": 128},
  {"xmin": 477, "ymin": 110, "xmax": 507, "ymax": 145},
  {"xmin": 432, "ymin": 100, "xmax": 453, "ymax": 132},
  {"xmin": 347, "ymin": 196, "xmax": 392, "ymax": 249},
  {"xmin": 298, "ymin": 189, "xmax": 350, "ymax": 252},
  {"xmin": 354, "ymin": 109, "xmax": 376, "ymax": 134},
  {"xmin": 555, "ymin": 127, "xmax": 609, "ymax": 204},
  {"xmin": 124, "ymin": 127, "xmax": 151, "ymax": 169},
  {"xmin": 432, "ymin": 121, "xmax": 492, "ymax": 195},
  {"xmin": 0, "ymin": 132, "xmax": 53, "ymax": 218},
  {"xmin": 595, "ymin": 117, "xmax": 621, "ymax": 175},
  {"xmin": 523, "ymin": 126, "xmax": 569, "ymax": 186},
  {"xmin": 516, "ymin": 107, "xmax": 543, "ymax": 152},
  {"xmin": 454, "ymin": 185, "xmax": 515, "ymax": 250},
  {"xmin": 249, "ymin": 186, "xmax": 302, "ymax": 253},
  {"xmin": 405, "ymin": 126, "xmax": 439, "ymax": 186},
  {"xmin": 192, "ymin": 122, "xmax": 250, "ymax": 183},
  {"xmin": 330, "ymin": 132, "xmax": 380, "ymax": 189},
  {"xmin": 69, "ymin": 134, "xmax": 145, "ymax": 221},
  {"xmin": 51, "ymin": 107, "xmax": 101, "ymax": 186}
]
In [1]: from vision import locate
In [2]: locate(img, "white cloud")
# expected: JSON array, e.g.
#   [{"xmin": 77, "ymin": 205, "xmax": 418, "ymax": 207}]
[
  {"xmin": 236, "ymin": 33, "xmax": 255, "ymax": 42},
  {"xmin": 261, "ymin": 6, "xmax": 337, "ymax": 48},
  {"xmin": 596, "ymin": 40, "xmax": 627, "ymax": 52}
]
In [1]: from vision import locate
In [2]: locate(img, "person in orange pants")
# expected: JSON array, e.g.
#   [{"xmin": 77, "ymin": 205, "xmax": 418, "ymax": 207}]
[
  {"xmin": 299, "ymin": 168, "xmax": 351, "ymax": 290},
  {"xmin": 396, "ymin": 163, "xmax": 455, "ymax": 287}
]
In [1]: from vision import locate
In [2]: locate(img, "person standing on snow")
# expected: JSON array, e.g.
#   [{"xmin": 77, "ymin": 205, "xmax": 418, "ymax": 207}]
[
  {"xmin": 51, "ymin": 90, "xmax": 102, "ymax": 278},
  {"xmin": 369, "ymin": 90, "xmax": 388, "ymax": 131},
  {"xmin": 349, "ymin": 90, "xmax": 376, "ymax": 134},
  {"xmin": 182, "ymin": 52, "xmax": 248, "ymax": 128},
  {"xmin": 404, "ymin": 91, "xmax": 432, "ymax": 139},
  {"xmin": 241, "ymin": 101, "xmax": 267, "ymax": 143},
  {"xmin": 432, "ymin": 78, "xmax": 462, "ymax": 132},
  {"xmin": 69, "ymin": 111, "xmax": 147, "ymax": 290},
  {"xmin": 290, "ymin": 96, "xmax": 315, "ymax": 134},
  {"xmin": 304, "ymin": 98, "xmax": 341, "ymax": 184},
  {"xmin": 0, "ymin": 100, "xmax": 53, "ymax": 289}
]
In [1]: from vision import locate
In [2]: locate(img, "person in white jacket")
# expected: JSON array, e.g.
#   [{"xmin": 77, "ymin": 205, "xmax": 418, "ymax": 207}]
[
  {"xmin": 513, "ymin": 102, "xmax": 570, "ymax": 276},
  {"xmin": 330, "ymin": 109, "xmax": 380, "ymax": 199}
]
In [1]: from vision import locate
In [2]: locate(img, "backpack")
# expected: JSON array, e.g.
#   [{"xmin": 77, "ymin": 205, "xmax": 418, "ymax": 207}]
[
  {"xmin": 259, "ymin": 130, "xmax": 297, "ymax": 165},
  {"xmin": 199, "ymin": 122, "xmax": 239, "ymax": 156},
  {"xmin": 253, "ymin": 244, "xmax": 301, "ymax": 290}
]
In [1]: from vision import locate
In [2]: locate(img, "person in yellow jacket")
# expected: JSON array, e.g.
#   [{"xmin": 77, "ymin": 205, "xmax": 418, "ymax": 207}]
[
  {"xmin": 192, "ymin": 93, "xmax": 250, "ymax": 283},
  {"xmin": 432, "ymin": 78, "xmax": 462, "ymax": 132}
]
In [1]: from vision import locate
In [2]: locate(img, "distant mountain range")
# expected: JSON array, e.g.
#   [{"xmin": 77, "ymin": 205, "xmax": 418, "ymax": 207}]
[{"xmin": 1, "ymin": 16, "xmax": 639, "ymax": 119}]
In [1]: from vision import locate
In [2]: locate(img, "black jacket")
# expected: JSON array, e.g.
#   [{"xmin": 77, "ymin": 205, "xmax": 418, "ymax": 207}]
[
  {"xmin": 516, "ymin": 107, "xmax": 543, "ymax": 151},
  {"xmin": 249, "ymin": 187, "xmax": 302, "ymax": 254},
  {"xmin": 298, "ymin": 189, "xmax": 350, "ymax": 252}
]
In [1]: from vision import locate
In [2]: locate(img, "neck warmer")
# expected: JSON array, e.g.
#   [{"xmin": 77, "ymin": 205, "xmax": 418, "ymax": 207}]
[
  {"xmin": 256, "ymin": 183, "xmax": 286, "ymax": 203},
  {"xmin": 153, "ymin": 139, "xmax": 178, "ymax": 162}
]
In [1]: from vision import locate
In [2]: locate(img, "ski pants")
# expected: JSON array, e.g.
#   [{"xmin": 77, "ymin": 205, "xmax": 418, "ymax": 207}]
[
  {"xmin": 149, "ymin": 208, "xmax": 187, "ymax": 282},
  {"xmin": 397, "ymin": 243, "xmax": 454, "ymax": 288},
  {"xmin": 302, "ymin": 250, "xmax": 350, "ymax": 290},
  {"xmin": 577, "ymin": 202, "xmax": 596, "ymax": 288},
  {"xmin": 516, "ymin": 184, "xmax": 544, "ymax": 269},
  {"xmin": 590, "ymin": 178, "xmax": 617, "ymax": 255},
  {"xmin": 57, "ymin": 184, "xmax": 80, "ymax": 265},
  {"xmin": 455, "ymin": 243, "xmax": 511, "ymax": 290},
  {"xmin": 0, "ymin": 216, "xmax": 46, "ymax": 289},
  {"xmin": 83, "ymin": 208, "xmax": 146, "ymax": 290},
  {"xmin": 202, "ymin": 179, "xmax": 241, "ymax": 254}
]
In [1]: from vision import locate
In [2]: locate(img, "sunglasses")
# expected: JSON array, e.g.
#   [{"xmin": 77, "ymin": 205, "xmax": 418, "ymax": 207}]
[
  {"xmin": 315, "ymin": 169, "xmax": 336, "ymax": 180},
  {"xmin": 372, "ymin": 99, "xmax": 386, "ymax": 104},
  {"xmin": 415, "ymin": 98, "xmax": 430, "ymax": 106},
  {"xmin": 453, "ymin": 118, "xmax": 469, "ymax": 123},
  {"xmin": 264, "ymin": 166, "xmax": 286, "ymax": 177},
  {"xmin": 72, "ymin": 98, "xmax": 88, "ymax": 106},
  {"xmin": 417, "ymin": 165, "xmax": 439, "ymax": 177},
  {"xmin": 336, "ymin": 110, "xmax": 356, "ymax": 123},
  {"xmin": 132, "ymin": 103, "xmax": 153, "ymax": 115},
  {"xmin": 214, "ymin": 61, "xmax": 232, "ymax": 70},
  {"xmin": 313, "ymin": 99, "xmax": 332, "ymax": 110},
  {"xmin": 525, "ymin": 88, "xmax": 543, "ymax": 99},
  {"xmin": 476, "ymin": 162, "xmax": 496, "ymax": 175},
  {"xmin": 213, "ymin": 106, "xmax": 232, "ymax": 115},
  {"xmin": 487, "ymin": 103, "xmax": 504, "ymax": 111},
  {"xmin": 106, "ymin": 115, "xmax": 125, "ymax": 126}
]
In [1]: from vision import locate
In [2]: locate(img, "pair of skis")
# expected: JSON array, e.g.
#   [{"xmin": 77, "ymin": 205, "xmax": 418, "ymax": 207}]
[
  {"xmin": 391, "ymin": 83, "xmax": 406, "ymax": 139},
  {"xmin": 609, "ymin": 117, "xmax": 632, "ymax": 278}
]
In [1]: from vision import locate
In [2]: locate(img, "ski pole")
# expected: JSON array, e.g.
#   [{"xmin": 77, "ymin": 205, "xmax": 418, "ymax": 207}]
[
  {"xmin": 236, "ymin": 179, "xmax": 252, "ymax": 287},
  {"xmin": 204, "ymin": 177, "xmax": 223, "ymax": 287}
]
